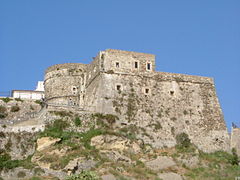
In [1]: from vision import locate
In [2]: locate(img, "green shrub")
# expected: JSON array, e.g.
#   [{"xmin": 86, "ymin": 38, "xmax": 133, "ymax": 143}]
[
  {"xmin": 34, "ymin": 167, "xmax": 45, "ymax": 175},
  {"xmin": 35, "ymin": 100, "xmax": 44, "ymax": 107},
  {"xmin": 11, "ymin": 105, "xmax": 20, "ymax": 112},
  {"xmin": 17, "ymin": 171, "xmax": 26, "ymax": 178},
  {"xmin": 0, "ymin": 153, "xmax": 35, "ymax": 170},
  {"xmin": 0, "ymin": 106, "xmax": 7, "ymax": 113},
  {"xmin": 0, "ymin": 132, "xmax": 5, "ymax": 138},
  {"xmin": 0, "ymin": 106, "xmax": 7, "ymax": 119},
  {"xmin": 93, "ymin": 113, "xmax": 118, "ymax": 127},
  {"xmin": 39, "ymin": 119, "xmax": 70, "ymax": 139},
  {"xmin": 28, "ymin": 177, "xmax": 42, "ymax": 180},
  {"xmin": 0, "ymin": 97, "xmax": 12, "ymax": 103},
  {"xmin": 1, "ymin": 125, "xmax": 7, "ymax": 128},
  {"xmin": 230, "ymin": 148, "xmax": 239, "ymax": 165},
  {"xmin": 65, "ymin": 170, "xmax": 100, "ymax": 180},
  {"xmin": 50, "ymin": 111, "xmax": 73, "ymax": 117},
  {"xmin": 74, "ymin": 117, "xmax": 82, "ymax": 126},
  {"xmin": 15, "ymin": 98, "xmax": 23, "ymax": 102},
  {"xmin": 105, "ymin": 114, "xmax": 118, "ymax": 125},
  {"xmin": 176, "ymin": 132, "xmax": 191, "ymax": 148}
]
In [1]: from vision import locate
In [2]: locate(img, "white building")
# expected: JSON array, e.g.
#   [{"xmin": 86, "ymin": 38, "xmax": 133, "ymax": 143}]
[{"xmin": 12, "ymin": 81, "xmax": 45, "ymax": 100}]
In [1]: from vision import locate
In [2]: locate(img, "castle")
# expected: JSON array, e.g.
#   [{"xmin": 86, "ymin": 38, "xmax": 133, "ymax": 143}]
[{"xmin": 44, "ymin": 49, "xmax": 230, "ymax": 152}]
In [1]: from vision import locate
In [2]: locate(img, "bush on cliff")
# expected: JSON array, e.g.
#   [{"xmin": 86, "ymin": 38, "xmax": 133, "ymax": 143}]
[
  {"xmin": 10, "ymin": 105, "xmax": 20, "ymax": 112},
  {"xmin": 65, "ymin": 170, "xmax": 100, "ymax": 180},
  {"xmin": 0, "ymin": 105, "xmax": 8, "ymax": 119},
  {"xmin": 176, "ymin": 132, "xmax": 191, "ymax": 149}
]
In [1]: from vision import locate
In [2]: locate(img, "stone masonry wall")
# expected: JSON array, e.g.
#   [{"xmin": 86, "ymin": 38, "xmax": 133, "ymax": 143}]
[
  {"xmin": 231, "ymin": 128, "xmax": 240, "ymax": 156},
  {"xmin": 43, "ymin": 49, "xmax": 230, "ymax": 153},
  {"xmin": 87, "ymin": 72, "xmax": 230, "ymax": 152},
  {"xmin": 101, "ymin": 49, "xmax": 155, "ymax": 74},
  {"xmin": 44, "ymin": 63, "xmax": 87, "ymax": 107}
]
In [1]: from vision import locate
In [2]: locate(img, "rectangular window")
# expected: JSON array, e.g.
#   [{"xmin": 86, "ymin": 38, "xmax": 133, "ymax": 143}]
[
  {"xmin": 147, "ymin": 63, "xmax": 151, "ymax": 70},
  {"xmin": 145, "ymin": 88, "xmax": 149, "ymax": 94},
  {"xmin": 134, "ymin": 61, "xmax": 138, "ymax": 69},
  {"xmin": 116, "ymin": 62, "xmax": 120, "ymax": 68}
]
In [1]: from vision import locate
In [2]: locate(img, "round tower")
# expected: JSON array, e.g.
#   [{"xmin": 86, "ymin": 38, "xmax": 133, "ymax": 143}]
[{"xmin": 44, "ymin": 63, "xmax": 87, "ymax": 107}]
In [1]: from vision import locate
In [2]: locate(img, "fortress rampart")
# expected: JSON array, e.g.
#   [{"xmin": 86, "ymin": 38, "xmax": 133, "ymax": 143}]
[
  {"xmin": 43, "ymin": 49, "xmax": 230, "ymax": 152},
  {"xmin": 44, "ymin": 63, "xmax": 87, "ymax": 107}
]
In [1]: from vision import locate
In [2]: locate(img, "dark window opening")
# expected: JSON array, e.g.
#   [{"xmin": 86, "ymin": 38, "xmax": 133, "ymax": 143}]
[
  {"xmin": 147, "ymin": 63, "xmax": 151, "ymax": 70},
  {"xmin": 116, "ymin": 85, "xmax": 121, "ymax": 91},
  {"xmin": 73, "ymin": 87, "xmax": 76, "ymax": 91},
  {"xmin": 134, "ymin": 62, "xmax": 138, "ymax": 68},
  {"xmin": 145, "ymin": 88, "xmax": 149, "ymax": 94},
  {"xmin": 116, "ymin": 62, "xmax": 120, "ymax": 68},
  {"xmin": 101, "ymin": 54, "xmax": 105, "ymax": 60},
  {"xmin": 170, "ymin": 91, "xmax": 174, "ymax": 95}
]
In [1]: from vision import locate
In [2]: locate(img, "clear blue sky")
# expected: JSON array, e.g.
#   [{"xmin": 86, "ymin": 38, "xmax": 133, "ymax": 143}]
[{"xmin": 0, "ymin": 0, "xmax": 239, "ymax": 130}]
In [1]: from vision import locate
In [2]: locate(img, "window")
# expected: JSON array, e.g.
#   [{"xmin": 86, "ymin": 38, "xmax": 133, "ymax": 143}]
[
  {"xmin": 143, "ymin": 87, "xmax": 151, "ymax": 95},
  {"xmin": 115, "ymin": 84, "xmax": 122, "ymax": 91},
  {"xmin": 145, "ymin": 88, "xmax": 149, "ymax": 94},
  {"xmin": 116, "ymin": 62, "xmax": 120, "ymax": 68},
  {"xmin": 146, "ymin": 62, "xmax": 152, "ymax": 71},
  {"xmin": 116, "ymin": 85, "xmax": 121, "ymax": 91},
  {"xmin": 134, "ymin": 61, "xmax": 138, "ymax": 69},
  {"xmin": 101, "ymin": 54, "xmax": 105, "ymax": 60},
  {"xmin": 72, "ymin": 86, "xmax": 77, "ymax": 95}
]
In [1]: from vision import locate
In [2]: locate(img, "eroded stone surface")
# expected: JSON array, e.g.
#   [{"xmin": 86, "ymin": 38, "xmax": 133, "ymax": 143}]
[
  {"xmin": 145, "ymin": 156, "xmax": 176, "ymax": 171},
  {"xmin": 91, "ymin": 135, "xmax": 141, "ymax": 154},
  {"xmin": 158, "ymin": 172, "xmax": 183, "ymax": 180},
  {"xmin": 101, "ymin": 174, "xmax": 116, "ymax": 180},
  {"xmin": 36, "ymin": 137, "xmax": 61, "ymax": 151}
]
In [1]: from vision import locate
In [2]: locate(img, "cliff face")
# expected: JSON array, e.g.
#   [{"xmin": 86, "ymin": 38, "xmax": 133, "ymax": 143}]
[{"xmin": 0, "ymin": 111, "xmax": 239, "ymax": 180}]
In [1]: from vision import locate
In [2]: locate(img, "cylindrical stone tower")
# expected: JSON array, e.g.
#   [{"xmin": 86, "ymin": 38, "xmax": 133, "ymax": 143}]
[{"xmin": 44, "ymin": 63, "xmax": 87, "ymax": 107}]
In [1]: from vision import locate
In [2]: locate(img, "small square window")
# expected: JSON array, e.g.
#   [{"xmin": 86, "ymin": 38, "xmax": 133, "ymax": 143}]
[
  {"xmin": 134, "ymin": 61, "xmax": 138, "ymax": 69},
  {"xmin": 116, "ymin": 62, "xmax": 120, "ymax": 68},
  {"xmin": 116, "ymin": 85, "xmax": 121, "ymax": 91}
]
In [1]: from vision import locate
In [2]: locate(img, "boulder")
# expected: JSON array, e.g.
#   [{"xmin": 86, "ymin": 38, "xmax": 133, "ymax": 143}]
[
  {"xmin": 36, "ymin": 137, "xmax": 61, "ymax": 151},
  {"xmin": 65, "ymin": 157, "xmax": 97, "ymax": 175},
  {"xmin": 101, "ymin": 174, "xmax": 116, "ymax": 180},
  {"xmin": 145, "ymin": 156, "xmax": 176, "ymax": 171},
  {"xmin": 91, "ymin": 135, "xmax": 141, "ymax": 153},
  {"xmin": 158, "ymin": 172, "xmax": 182, "ymax": 180},
  {"xmin": 100, "ymin": 150, "xmax": 131, "ymax": 164}
]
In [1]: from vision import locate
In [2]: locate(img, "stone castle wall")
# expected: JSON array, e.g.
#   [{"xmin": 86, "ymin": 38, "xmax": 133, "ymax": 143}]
[
  {"xmin": 44, "ymin": 63, "xmax": 87, "ymax": 107},
  {"xmin": 84, "ymin": 72, "xmax": 229, "ymax": 152},
  {"xmin": 43, "ymin": 49, "xmax": 230, "ymax": 152},
  {"xmin": 231, "ymin": 128, "xmax": 240, "ymax": 156}
]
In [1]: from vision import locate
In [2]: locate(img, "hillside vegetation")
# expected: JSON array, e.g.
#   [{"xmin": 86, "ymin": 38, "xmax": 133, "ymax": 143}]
[{"xmin": 0, "ymin": 110, "xmax": 239, "ymax": 180}]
